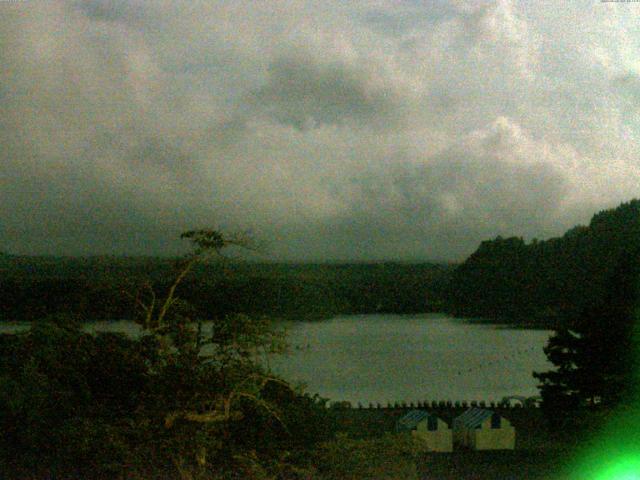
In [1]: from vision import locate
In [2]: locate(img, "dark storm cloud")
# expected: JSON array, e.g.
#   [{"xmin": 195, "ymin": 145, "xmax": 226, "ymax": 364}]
[
  {"xmin": 252, "ymin": 56, "xmax": 400, "ymax": 130},
  {"xmin": 126, "ymin": 137, "xmax": 195, "ymax": 174},
  {"xmin": 76, "ymin": 0, "xmax": 144, "ymax": 23},
  {"xmin": 362, "ymin": 0, "xmax": 464, "ymax": 38},
  {"xmin": 0, "ymin": 0, "xmax": 638, "ymax": 259}
]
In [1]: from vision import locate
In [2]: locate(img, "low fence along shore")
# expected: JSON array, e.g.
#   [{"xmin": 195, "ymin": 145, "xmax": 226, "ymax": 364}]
[{"xmin": 329, "ymin": 397, "xmax": 541, "ymax": 410}]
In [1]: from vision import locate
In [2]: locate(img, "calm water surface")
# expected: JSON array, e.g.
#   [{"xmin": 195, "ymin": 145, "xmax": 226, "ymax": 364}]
[
  {"xmin": 0, "ymin": 314, "xmax": 552, "ymax": 404},
  {"xmin": 269, "ymin": 314, "xmax": 552, "ymax": 404}
]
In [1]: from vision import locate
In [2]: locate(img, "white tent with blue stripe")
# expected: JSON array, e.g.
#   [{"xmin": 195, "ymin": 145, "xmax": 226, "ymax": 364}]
[
  {"xmin": 453, "ymin": 408, "xmax": 515, "ymax": 450},
  {"xmin": 395, "ymin": 410, "xmax": 452, "ymax": 452}
]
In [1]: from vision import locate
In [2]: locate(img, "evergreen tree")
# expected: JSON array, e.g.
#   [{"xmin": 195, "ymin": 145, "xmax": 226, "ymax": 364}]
[{"xmin": 534, "ymin": 246, "xmax": 640, "ymax": 414}]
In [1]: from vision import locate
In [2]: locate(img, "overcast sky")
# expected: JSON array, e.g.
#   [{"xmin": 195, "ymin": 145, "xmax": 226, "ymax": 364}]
[{"xmin": 1, "ymin": 0, "xmax": 639, "ymax": 261}]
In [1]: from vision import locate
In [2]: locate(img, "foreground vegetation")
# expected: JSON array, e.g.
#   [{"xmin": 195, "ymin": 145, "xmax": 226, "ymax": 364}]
[
  {"xmin": 0, "ymin": 315, "xmax": 445, "ymax": 479},
  {"xmin": 0, "ymin": 312, "xmax": 594, "ymax": 480},
  {"xmin": 0, "ymin": 230, "xmax": 432, "ymax": 479}
]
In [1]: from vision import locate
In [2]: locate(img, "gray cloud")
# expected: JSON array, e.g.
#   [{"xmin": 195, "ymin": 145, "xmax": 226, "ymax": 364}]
[
  {"xmin": 76, "ymin": 0, "xmax": 145, "ymax": 23},
  {"xmin": 250, "ymin": 55, "xmax": 401, "ymax": 130},
  {"xmin": 297, "ymin": 117, "xmax": 570, "ymax": 260},
  {"xmin": 0, "ymin": 0, "xmax": 638, "ymax": 260}
]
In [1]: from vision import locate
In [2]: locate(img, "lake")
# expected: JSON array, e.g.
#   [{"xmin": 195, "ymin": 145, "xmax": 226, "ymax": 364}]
[
  {"xmin": 0, "ymin": 313, "xmax": 552, "ymax": 404},
  {"xmin": 269, "ymin": 314, "xmax": 552, "ymax": 404}
]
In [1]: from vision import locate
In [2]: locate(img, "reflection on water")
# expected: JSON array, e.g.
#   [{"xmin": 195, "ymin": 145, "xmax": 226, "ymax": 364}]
[{"xmin": 0, "ymin": 314, "xmax": 552, "ymax": 404}]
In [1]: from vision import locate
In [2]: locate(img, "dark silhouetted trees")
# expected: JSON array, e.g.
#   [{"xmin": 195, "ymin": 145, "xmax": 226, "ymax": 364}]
[
  {"xmin": 534, "ymin": 246, "xmax": 640, "ymax": 417},
  {"xmin": 447, "ymin": 199, "xmax": 640, "ymax": 327},
  {"xmin": 0, "ymin": 260, "xmax": 452, "ymax": 323}
]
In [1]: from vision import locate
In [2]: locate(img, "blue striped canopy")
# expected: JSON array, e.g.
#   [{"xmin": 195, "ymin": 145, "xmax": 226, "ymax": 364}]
[
  {"xmin": 396, "ymin": 409, "xmax": 435, "ymax": 431},
  {"xmin": 453, "ymin": 408, "xmax": 494, "ymax": 429}
]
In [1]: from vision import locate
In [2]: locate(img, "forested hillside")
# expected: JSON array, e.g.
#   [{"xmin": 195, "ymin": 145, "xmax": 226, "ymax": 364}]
[
  {"xmin": 0, "ymin": 258, "xmax": 452, "ymax": 322},
  {"xmin": 5, "ymin": 200, "xmax": 639, "ymax": 327},
  {"xmin": 447, "ymin": 199, "xmax": 640, "ymax": 326}
]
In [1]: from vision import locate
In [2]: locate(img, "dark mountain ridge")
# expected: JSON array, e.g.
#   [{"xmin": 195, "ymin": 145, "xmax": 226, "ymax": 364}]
[
  {"xmin": 0, "ymin": 259, "xmax": 452, "ymax": 322},
  {"xmin": 446, "ymin": 199, "xmax": 640, "ymax": 327}
]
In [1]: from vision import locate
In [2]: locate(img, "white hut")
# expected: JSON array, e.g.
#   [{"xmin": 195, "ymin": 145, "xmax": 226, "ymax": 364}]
[
  {"xmin": 453, "ymin": 408, "xmax": 515, "ymax": 450},
  {"xmin": 395, "ymin": 410, "xmax": 452, "ymax": 452}
]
